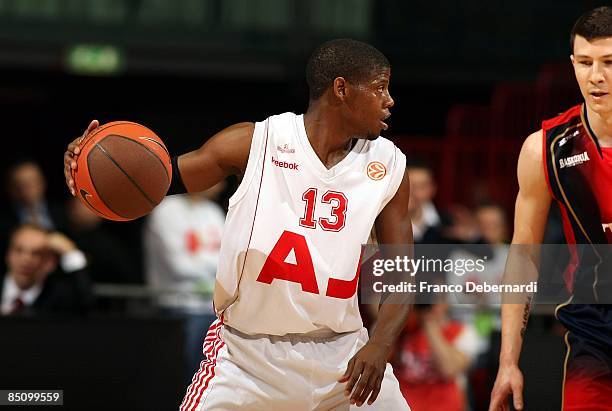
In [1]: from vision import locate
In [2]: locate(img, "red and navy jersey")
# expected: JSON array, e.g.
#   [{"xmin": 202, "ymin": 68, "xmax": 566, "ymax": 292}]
[
  {"xmin": 543, "ymin": 104, "xmax": 612, "ymax": 299},
  {"xmin": 543, "ymin": 105, "xmax": 612, "ymax": 409}
]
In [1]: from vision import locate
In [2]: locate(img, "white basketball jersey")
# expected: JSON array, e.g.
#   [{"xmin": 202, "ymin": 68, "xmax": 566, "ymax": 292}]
[{"xmin": 214, "ymin": 112, "xmax": 406, "ymax": 336}]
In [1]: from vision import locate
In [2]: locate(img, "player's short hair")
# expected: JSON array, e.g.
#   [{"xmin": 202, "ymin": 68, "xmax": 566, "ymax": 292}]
[
  {"xmin": 306, "ymin": 39, "xmax": 389, "ymax": 101},
  {"xmin": 570, "ymin": 6, "xmax": 612, "ymax": 52}
]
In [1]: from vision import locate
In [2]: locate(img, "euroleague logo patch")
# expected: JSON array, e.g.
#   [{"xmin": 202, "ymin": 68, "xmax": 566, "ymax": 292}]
[{"xmin": 366, "ymin": 161, "xmax": 386, "ymax": 180}]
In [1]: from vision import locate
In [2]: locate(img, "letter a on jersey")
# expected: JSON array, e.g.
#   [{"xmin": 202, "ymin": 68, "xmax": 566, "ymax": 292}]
[{"xmin": 256, "ymin": 230, "xmax": 319, "ymax": 294}]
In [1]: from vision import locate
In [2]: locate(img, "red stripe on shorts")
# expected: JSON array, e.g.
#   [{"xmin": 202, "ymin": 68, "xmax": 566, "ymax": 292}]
[
  {"xmin": 190, "ymin": 333, "xmax": 225, "ymax": 409},
  {"xmin": 181, "ymin": 322, "xmax": 221, "ymax": 410},
  {"xmin": 180, "ymin": 319, "xmax": 224, "ymax": 411},
  {"xmin": 181, "ymin": 325, "xmax": 221, "ymax": 410}
]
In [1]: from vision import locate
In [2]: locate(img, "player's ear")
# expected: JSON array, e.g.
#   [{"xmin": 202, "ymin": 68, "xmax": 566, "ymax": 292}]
[
  {"xmin": 570, "ymin": 55, "xmax": 575, "ymax": 64},
  {"xmin": 332, "ymin": 77, "xmax": 348, "ymax": 100}
]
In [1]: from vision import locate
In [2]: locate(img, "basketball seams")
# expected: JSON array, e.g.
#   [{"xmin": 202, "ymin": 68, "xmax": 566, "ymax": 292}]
[
  {"xmin": 93, "ymin": 144, "xmax": 156, "ymax": 207},
  {"xmin": 86, "ymin": 148, "xmax": 130, "ymax": 220},
  {"xmin": 139, "ymin": 136, "xmax": 170, "ymax": 157},
  {"xmin": 75, "ymin": 121, "xmax": 171, "ymax": 221},
  {"xmin": 79, "ymin": 188, "xmax": 118, "ymax": 219},
  {"xmin": 79, "ymin": 121, "xmax": 136, "ymax": 151},
  {"xmin": 103, "ymin": 134, "xmax": 171, "ymax": 181}
]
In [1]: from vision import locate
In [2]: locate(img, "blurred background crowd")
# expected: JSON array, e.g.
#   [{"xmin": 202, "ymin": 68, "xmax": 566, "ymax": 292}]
[{"xmin": 0, "ymin": 1, "xmax": 600, "ymax": 410}]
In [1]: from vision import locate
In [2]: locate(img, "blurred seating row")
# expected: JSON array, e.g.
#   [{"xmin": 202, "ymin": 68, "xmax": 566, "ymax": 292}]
[{"xmin": 397, "ymin": 62, "xmax": 580, "ymax": 216}]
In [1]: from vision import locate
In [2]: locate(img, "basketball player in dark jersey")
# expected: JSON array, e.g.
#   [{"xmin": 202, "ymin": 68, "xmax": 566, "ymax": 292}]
[{"xmin": 489, "ymin": 7, "xmax": 612, "ymax": 411}]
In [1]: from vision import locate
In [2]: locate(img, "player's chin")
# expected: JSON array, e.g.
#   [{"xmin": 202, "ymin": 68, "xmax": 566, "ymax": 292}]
[{"xmin": 366, "ymin": 130, "xmax": 381, "ymax": 140}]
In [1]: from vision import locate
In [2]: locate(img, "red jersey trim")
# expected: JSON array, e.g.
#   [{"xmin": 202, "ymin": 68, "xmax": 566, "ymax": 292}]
[
  {"xmin": 541, "ymin": 105, "xmax": 582, "ymax": 201},
  {"xmin": 542, "ymin": 129, "xmax": 556, "ymax": 200},
  {"xmin": 542, "ymin": 104, "xmax": 582, "ymax": 131},
  {"xmin": 542, "ymin": 104, "xmax": 582, "ymax": 202}
]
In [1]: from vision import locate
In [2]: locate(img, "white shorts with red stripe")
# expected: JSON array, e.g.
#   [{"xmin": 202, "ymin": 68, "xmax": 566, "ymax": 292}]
[{"xmin": 179, "ymin": 319, "xmax": 410, "ymax": 411}]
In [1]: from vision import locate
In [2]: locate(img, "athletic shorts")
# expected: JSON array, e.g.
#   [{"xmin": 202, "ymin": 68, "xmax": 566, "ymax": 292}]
[
  {"xmin": 558, "ymin": 304, "xmax": 612, "ymax": 410},
  {"xmin": 563, "ymin": 331, "xmax": 612, "ymax": 411},
  {"xmin": 180, "ymin": 319, "xmax": 410, "ymax": 411}
]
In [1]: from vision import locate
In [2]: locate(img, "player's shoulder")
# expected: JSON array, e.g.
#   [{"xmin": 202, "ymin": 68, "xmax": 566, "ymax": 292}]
[
  {"xmin": 521, "ymin": 105, "xmax": 582, "ymax": 162},
  {"xmin": 253, "ymin": 112, "xmax": 300, "ymax": 140},
  {"xmin": 364, "ymin": 135, "xmax": 396, "ymax": 150},
  {"xmin": 519, "ymin": 130, "xmax": 544, "ymax": 166},
  {"xmin": 207, "ymin": 120, "xmax": 254, "ymax": 150},
  {"xmin": 523, "ymin": 129, "xmax": 544, "ymax": 152},
  {"xmin": 542, "ymin": 104, "xmax": 582, "ymax": 131},
  {"xmin": 364, "ymin": 136, "xmax": 404, "ymax": 160},
  {"xmin": 517, "ymin": 130, "xmax": 549, "ymax": 193},
  {"xmin": 260, "ymin": 112, "xmax": 299, "ymax": 127}
]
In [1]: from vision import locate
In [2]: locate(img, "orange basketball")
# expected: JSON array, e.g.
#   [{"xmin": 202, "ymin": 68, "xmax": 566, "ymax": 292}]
[{"xmin": 72, "ymin": 121, "xmax": 172, "ymax": 221}]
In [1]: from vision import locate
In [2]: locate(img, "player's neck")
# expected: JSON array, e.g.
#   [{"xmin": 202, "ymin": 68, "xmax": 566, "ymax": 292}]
[
  {"xmin": 303, "ymin": 105, "xmax": 355, "ymax": 168},
  {"xmin": 585, "ymin": 105, "xmax": 612, "ymax": 147}
]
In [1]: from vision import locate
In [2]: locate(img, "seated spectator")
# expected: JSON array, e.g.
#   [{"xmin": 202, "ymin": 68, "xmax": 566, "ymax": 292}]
[
  {"xmin": 1, "ymin": 224, "xmax": 92, "ymax": 315},
  {"xmin": 66, "ymin": 197, "xmax": 137, "ymax": 284},
  {"xmin": 3, "ymin": 160, "xmax": 66, "ymax": 230},
  {"xmin": 1, "ymin": 160, "xmax": 68, "ymax": 274},
  {"xmin": 407, "ymin": 161, "xmax": 482, "ymax": 245},
  {"xmin": 448, "ymin": 203, "xmax": 509, "ymax": 307},
  {"xmin": 473, "ymin": 202, "xmax": 508, "ymax": 303},
  {"xmin": 446, "ymin": 204, "xmax": 509, "ymax": 409},
  {"xmin": 394, "ymin": 302, "xmax": 481, "ymax": 411},
  {"xmin": 144, "ymin": 183, "xmax": 226, "ymax": 383},
  {"xmin": 407, "ymin": 160, "xmax": 441, "ymax": 243}
]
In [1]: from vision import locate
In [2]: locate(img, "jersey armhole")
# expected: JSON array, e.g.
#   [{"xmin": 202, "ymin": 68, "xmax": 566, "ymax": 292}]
[
  {"xmin": 540, "ymin": 127, "xmax": 557, "ymax": 200},
  {"xmin": 228, "ymin": 120, "xmax": 267, "ymax": 207},
  {"xmin": 379, "ymin": 146, "xmax": 407, "ymax": 212}
]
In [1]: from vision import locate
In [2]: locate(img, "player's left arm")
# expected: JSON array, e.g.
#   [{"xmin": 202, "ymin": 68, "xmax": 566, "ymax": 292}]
[{"xmin": 339, "ymin": 169, "xmax": 412, "ymax": 407}]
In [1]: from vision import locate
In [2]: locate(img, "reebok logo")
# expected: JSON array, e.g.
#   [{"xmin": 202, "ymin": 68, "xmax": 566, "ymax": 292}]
[
  {"xmin": 272, "ymin": 156, "xmax": 299, "ymax": 170},
  {"xmin": 559, "ymin": 151, "xmax": 590, "ymax": 169}
]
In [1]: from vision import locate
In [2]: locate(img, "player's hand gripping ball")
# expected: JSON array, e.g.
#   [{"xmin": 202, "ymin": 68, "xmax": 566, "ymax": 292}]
[{"xmin": 72, "ymin": 121, "xmax": 172, "ymax": 221}]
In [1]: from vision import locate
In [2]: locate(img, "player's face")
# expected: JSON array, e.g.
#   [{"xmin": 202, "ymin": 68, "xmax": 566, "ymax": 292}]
[
  {"xmin": 347, "ymin": 68, "xmax": 394, "ymax": 140},
  {"xmin": 572, "ymin": 35, "xmax": 612, "ymax": 116}
]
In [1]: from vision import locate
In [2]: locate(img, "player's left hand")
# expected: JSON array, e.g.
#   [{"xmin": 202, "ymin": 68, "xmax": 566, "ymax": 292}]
[
  {"xmin": 64, "ymin": 119, "xmax": 99, "ymax": 196},
  {"xmin": 338, "ymin": 341, "xmax": 390, "ymax": 407}
]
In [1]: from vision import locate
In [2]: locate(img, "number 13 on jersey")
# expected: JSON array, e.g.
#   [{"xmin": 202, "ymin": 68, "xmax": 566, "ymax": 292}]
[
  {"xmin": 299, "ymin": 188, "xmax": 347, "ymax": 231},
  {"xmin": 256, "ymin": 188, "xmax": 359, "ymax": 299}
]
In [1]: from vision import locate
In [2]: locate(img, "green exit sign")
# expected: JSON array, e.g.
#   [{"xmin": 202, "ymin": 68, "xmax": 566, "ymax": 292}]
[{"xmin": 66, "ymin": 44, "xmax": 124, "ymax": 75}]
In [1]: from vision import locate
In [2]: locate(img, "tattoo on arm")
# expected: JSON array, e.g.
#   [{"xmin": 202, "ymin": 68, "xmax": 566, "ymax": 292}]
[{"xmin": 520, "ymin": 295, "xmax": 533, "ymax": 339}]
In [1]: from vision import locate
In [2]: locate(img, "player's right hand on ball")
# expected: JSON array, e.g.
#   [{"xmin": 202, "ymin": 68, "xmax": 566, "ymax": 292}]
[
  {"xmin": 64, "ymin": 120, "xmax": 99, "ymax": 196},
  {"xmin": 489, "ymin": 363, "xmax": 524, "ymax": 411}
]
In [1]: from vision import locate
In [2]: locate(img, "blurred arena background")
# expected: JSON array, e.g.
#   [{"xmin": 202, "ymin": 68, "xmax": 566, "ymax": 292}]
[{"xmin": 0, "ymin": 1, "xmax": 605, "ymax": 410}]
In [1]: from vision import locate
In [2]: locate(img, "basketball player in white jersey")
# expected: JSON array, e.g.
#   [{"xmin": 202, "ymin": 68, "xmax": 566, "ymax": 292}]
[{"xmin": 64, "ymin": 39, "xmax": 412, "ymax": 410}]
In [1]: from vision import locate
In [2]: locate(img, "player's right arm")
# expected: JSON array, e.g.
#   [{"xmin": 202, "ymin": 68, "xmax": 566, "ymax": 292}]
[
  {"xmin": 175, "ymin": 122, "xmax": 254, "ymax": 192},
  {"xmin": 64, "ymin": 121, "xmax": 254, "ymax": 195},
  {"xmin": 488, "ymin": 130, "xmax": 552, "ymax": 411}
]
